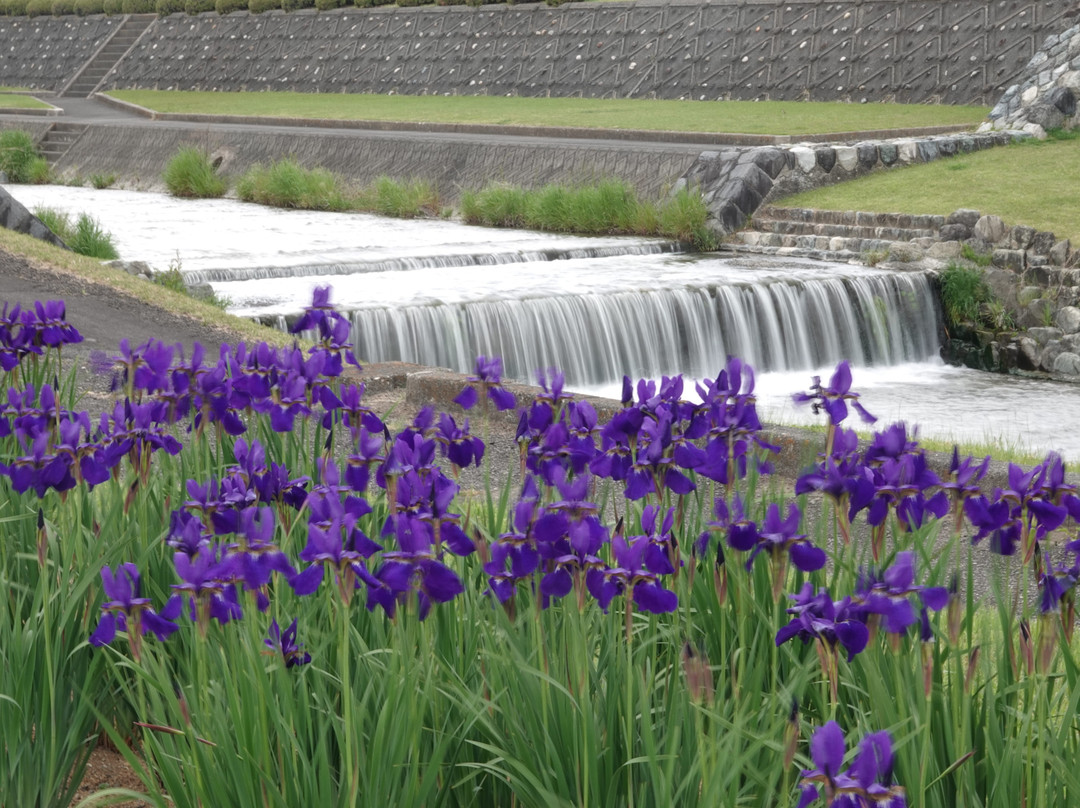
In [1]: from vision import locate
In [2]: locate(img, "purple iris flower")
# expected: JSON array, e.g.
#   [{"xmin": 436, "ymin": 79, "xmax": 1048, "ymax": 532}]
[
  {"xmin": 373, "ymin": 515, "xmax": 465, "ymax": 620},
  {"xmin": 798, "ymin": 723, "xmax": 906, "ymax": 808},
  {"xmin": 794, "ymin": 361, "xmax": 877, "ymax": 427},
  {"xmin": 853, "ymin": 551, "xmax": 948, "ymax": 636},
  {"xmin": 602, "ymin": 534, "xmax": 679, "ymax": 615},
  {"xmin": 173, "ymin": 545, "xmax": 243, "ymax": 633},
  {"xmin": 265, "ymin": 618, "xmax": 312, "ymax": 668},
  {"xmin": 454, "ymin": 355, "xmax": 517, "ymax": 412},
  {"xmin": 89, "ymin": 563, "xmax": 182, "ymax": 662}
]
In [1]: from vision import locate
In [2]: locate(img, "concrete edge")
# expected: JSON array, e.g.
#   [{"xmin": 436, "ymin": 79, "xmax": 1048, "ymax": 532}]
[
  {"xmin": 92, "ymin": 92, "xmax": 156, "ymax": 119},
  {"xmin": 88, "ymin": 98, "xmax": 979, "ymax": 146},
  {"xmin": 0, "ymin": 104, "xmax": 61, "ymax": 117}
]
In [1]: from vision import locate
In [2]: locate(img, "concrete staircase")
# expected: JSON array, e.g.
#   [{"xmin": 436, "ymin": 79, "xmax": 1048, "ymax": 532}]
[
  {"xmin": 61, "ymin": 14, "xmax": 155, "ymax": 98},
  {"xmin": 36, "ymin": 122, "xmax": 89, "ymax": 166},
  {"xmin": 726, "ymin": 205, "xmax": 948, "ymax": 262}
]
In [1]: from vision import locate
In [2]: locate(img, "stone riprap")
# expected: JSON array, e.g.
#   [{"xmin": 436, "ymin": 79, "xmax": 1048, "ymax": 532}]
[
  {"xmin": 37, "ymin": 0, "xmax": 1063, "ymax": 105},
  {"xmin": 679, "ymin": 130, "xmax": 1025, "ymax": 237},
  {"xmin": 0, "ymin": 16, "xmax": 122, "ymax": 91},
  {"xmin": 0, "ymin": 184, "xmax": 68, "ymax": 249},
  {"xmin": 987, "ymin": 19, "xmax": 1080, "ymax": 136}
]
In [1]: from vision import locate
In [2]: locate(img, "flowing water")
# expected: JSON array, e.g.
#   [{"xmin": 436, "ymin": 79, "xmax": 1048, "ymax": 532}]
[{"xmin": 12, "ymin": 185, "xmax": 1080, "ymax": 459}]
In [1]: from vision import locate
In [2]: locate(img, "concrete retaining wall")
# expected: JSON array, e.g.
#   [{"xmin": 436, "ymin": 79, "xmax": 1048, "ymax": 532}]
[
  {"xmin": 1, "ymin": 1, "xmax": 1075, "ymax": 103},
  {"xmin": 0, "ymin": 16, "xmax": 122, "ymax": 90},
  {"xmin": 49, "ymin": 122, "xmax": 700, "ymax": 200}
]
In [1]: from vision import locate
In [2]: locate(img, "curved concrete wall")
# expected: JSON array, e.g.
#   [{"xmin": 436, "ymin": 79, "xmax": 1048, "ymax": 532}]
[{"xmin": 1, "ymin": 1, "xmax": 1075, "ymax": 103}]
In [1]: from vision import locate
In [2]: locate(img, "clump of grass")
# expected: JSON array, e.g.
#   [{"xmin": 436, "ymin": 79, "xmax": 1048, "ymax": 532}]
[
  {"xmin": 32, "ymin": 206, "xmax": 119, "ymax": 260},
  {"xmin": 939, "ymin": 262, "xmax": 990, "ymax": 329},
  {"xmin": 461, "ymin": 180, "xmax": 716, "ymax": 249},
  {"xmin": 236, "ymin": 159, "xmax": 349, "ymax": 211},
  {"xmin": 0, "ymin": 130, "xmax": 43, "ymax": 184},
  {"xmin": 88, "ymin": 172, "xmax": 117, "ymax": 190},
  {"xmin": 162, "ymin": 146, "xmax": 227, "ymax": 199},
  {"xmin": 153, "ymin": 253, "xmax": 229, "ymax": 311},
  {"xmin": 354, "ymin": 176, "xmax": 440, "ymax": 218}
]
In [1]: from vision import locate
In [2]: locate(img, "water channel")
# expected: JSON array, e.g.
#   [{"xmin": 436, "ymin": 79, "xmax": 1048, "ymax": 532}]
[{"xmin": 12, "ymin": 185, "xmax": 1080, "ymax": 460}]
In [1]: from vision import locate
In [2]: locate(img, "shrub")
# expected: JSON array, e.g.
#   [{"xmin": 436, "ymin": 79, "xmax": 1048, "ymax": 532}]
[
  {"xmin": 236, "ymin": 159, "xmax": 349, "ymax": 211},
  {"xmin": 355, "ymin": 176, "xmax": 439, "ymax": 219},
  {"xmin": 155, "ymin": 0, "xmax": 184, "ymax": 13},
  {"xmin": 247, "ymin": 0, "xmax": 277, "ymax": 13},
  {"xmin": 939, "ymin": 262, "xmax": 989, "ymax": 328},
  {"xmin": 24, "ymin": 0, "xmax": 52, "ymax": 15},
  {"xmin": 120, "ymin": 0, "xmax": 154, "ymax": 10},
  {"xmin": 162, "ymin": 146, "xmax": 227, "ymax": 198},
  {"xmin": 313, "ymin": 0, "xmax": 343, "ymax": 9},
  {"xmin": 280, "ymin": 0, "xmax": 310, "ymax": 11},
  {"xmin": 101, "ymin": 0, "xmax": 122, "ymax": 13},
  {"xmin": 353, "ymin": 0, "xmax": 392, "ymax": 7},
  {"xmin": 0, "ymin": 130, "xmax": 41, "ymax": 183},
  {"xmin": 182, "ymin": 0, "xmax": 212, "ymax": 11},
  {"xmin": 74, "ymin": 0, "xmax": 104, "ymax": 13},
  {"xmin": 213, "ymin": 0, "xmax": 246, "ymax": 12},
  {"xmin": 50, "ymin": 0, "xmax": 77, "ymax": 13},
  {"xmin": 396, "ymin": 0, "xmax": 434, "ymax": 6}
]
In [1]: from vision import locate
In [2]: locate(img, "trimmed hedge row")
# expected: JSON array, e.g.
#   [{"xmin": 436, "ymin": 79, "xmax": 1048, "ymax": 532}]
[{"xmin": 0, "ymin": 0, "xmax": 548, "ymax": 16}]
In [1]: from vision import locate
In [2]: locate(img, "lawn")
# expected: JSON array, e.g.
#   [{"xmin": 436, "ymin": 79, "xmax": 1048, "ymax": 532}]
[
  {"xmin": 778, "ymin": 132, "xmax": 1080, "ymax": 243},
  {"xmin": 0, "ymin": 93, "xmax": 51, "ymax": 109},
  {"xmin": 106, "ymin": 90, "xmax": 989, "ymax": 135}
]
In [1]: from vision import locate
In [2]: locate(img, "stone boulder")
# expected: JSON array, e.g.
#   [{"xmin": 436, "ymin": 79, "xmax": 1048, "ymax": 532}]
[
  {"xmin": 974, "ymin": 215, "xmax": 1008, "ymax": 243},
  {"xmin": 946, "ymin": 209, "xmax": 981, "ymax": 228},
  {"xmin": 1053, "ymin": 351, "xmax": 1080, "ymax": 375},
  {"xmin": 1055, "ymin": 305, "xmax": 1080, "ymax": 334}
]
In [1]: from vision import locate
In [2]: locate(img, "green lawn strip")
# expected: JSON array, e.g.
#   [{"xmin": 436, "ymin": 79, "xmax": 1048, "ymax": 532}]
[
  {"xmin": 107, "ymin": 90, "xmax": 989, "ymax": 135},
  {"xmin": 0, "ymin": 94, "xmax": 51, "ymax": 109},
  {"xmin": 0, "ymin": 227, "xmax": 292, "ymax": 348},
  {"xmin": 778, "ymin": 133, "xmax": 1080, "ymax": 243}
]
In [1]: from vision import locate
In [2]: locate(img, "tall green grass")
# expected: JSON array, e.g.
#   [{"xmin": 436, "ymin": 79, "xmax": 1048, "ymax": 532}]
[
  {"xmin": 461, "ymin": 180, "xmax": 717, "ymax": 249},
  {"xmin": 32, "ymin": 206, "xmax": 119, "ymax": 259},
  {"xmin": 236, "ymin": 159, "xmax": 349, "ymax": 211},
  {"xmin": 162, "ymin": 146, "xmax": 227, "ymax": 199},
  {"xmin": 0, "ymin": 129, "xmax": 50, "ymax": 184}
]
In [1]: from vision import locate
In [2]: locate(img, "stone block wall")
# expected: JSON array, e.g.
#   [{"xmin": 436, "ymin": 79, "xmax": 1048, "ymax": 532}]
[
  {"xmin": 0, "ymin": 16, "xmax": 121, "ymax": 90},
  {"xmin": 77, "ymin": 0, "xmax": 1072, "ymax": 105}
]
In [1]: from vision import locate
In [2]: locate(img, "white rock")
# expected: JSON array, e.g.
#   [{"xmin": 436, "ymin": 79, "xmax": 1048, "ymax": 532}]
[
  {"xmin": 835, "ymin": 146, "xmax": 858, "ymax": 171},
  {"xmin": 897, "ymin": 140, "xmax": 918, "ymax": 162},
  {"xmin": 1022, "ymin": 85, "xmax": 1039, "ymax": 104},
  {"xmin": 1022, "ymin": 122, "xmax": 1048, "ymax": 140},
  {"xmin": 976, "ymin": 121, "xmax": 993, "ymax": 133},
  {"xmin": 790, "ymin": 146, "xmax": 816, "ymax": 173}
]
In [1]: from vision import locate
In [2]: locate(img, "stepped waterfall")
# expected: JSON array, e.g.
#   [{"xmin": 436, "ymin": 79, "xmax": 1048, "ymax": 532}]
[{"xmin": 346, "ymin": 270, "xmax": 941, "ymax": 387}]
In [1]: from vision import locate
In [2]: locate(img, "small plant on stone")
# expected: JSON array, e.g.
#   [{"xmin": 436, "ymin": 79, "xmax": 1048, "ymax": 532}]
[
  {"xmin": 1041, "ymin": 301, "xmax": 1056, "ymax": 328},
  {"xmin": 939, "ymin": 262, "xmax": 989, "ymax": 329},
  {"xmin": 960, "ymin": 243, "xmax": 992, "ymax": 267},
  {"xmin": 862, "ymin": 249, "xmax": 888, "ymax": 267},
  {"xmin": 984, "ymin": 300, "xmax": 1015, "ymax": 332}
]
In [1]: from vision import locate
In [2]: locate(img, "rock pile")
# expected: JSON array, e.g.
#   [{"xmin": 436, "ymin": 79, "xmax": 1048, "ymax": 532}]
[{"xmin": 986, "ymin": 21, "xmax": 1080, "ymax": 137}]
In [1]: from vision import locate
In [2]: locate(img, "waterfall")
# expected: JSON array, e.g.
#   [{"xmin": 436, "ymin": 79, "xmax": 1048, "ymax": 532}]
[{"xmin": 348, "ymin": 271, "xmax": 941, "ymax": 386}]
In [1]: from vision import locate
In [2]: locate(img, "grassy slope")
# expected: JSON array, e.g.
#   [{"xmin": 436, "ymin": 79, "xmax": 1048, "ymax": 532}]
[
  {"xmin": 0, "ymin": 94, "xmax": 50, "ymax": 109},
  {"xmin": 0, "ymin": 227, "xmax": 292, "ymax": 347},
  {"xmin": 779, "ymin": 134, "xmax": 1080, "ymax": 243},
  {"xmin": 107, "ymin": 90, "xmax": 989, "ymax": 135}
]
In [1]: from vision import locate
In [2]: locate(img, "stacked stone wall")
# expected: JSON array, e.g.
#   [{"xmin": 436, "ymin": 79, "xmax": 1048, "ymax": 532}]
[
  {"xmin": 988, "ymin": 21, "xmax": 1080, "ymax": 134},
  {"xmin": 0, "ymin": 0, "xmax": 1049, "ymax": 105}
]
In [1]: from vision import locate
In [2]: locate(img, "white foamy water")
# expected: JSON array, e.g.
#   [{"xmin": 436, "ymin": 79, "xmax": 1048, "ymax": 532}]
[{"xmin": 11, "ymin": 185, "xmax": 1080, "ymax": 460}]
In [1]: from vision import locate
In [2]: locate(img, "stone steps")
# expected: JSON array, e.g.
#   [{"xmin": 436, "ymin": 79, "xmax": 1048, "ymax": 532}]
[
  {"xmin": 62, "ymin": 15, "xmax": 155, "ymax": 98},
  {"xmin": 37, "ymin": 123, "xmax": 89, "ymax": 164}
]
